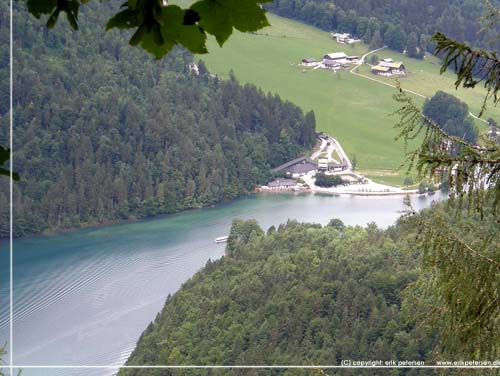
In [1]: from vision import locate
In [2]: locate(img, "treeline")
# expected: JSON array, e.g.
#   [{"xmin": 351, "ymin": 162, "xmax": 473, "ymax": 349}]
[
  {"xmin": 265, "ymin": 0, "xmax": 500, "ymax": 55},
  {"xmin": 0, "ymin": 3, "xmax": 316, "ymax": 237},
  {"xmin": 121, "ymin": 217, "xmax": 438, "ymax": 375}
]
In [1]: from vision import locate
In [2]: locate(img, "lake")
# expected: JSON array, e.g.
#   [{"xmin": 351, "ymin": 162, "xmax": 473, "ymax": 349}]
[{"xmin": 0, "ymin": 192, "xmax": 444, "ymax": 375}]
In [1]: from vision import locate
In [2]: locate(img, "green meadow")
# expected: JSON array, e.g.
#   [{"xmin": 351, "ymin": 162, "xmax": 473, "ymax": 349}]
[
  {"xmin": 196, "ymin": 12, "xmax": 499, "ymax": 184},
  {"xmin": 355, "ymin": 51, "xmax": 498, "ymax": 123}
]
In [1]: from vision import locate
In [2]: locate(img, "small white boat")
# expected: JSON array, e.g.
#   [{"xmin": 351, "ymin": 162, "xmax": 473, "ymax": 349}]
[{"xmin": 214, "ymin": 236, "xmax": 229, "ymax": 244}]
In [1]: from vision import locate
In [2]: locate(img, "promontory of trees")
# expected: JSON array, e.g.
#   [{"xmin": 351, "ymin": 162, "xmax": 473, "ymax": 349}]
[
  {"xmin": 120, "ymin": 200, "xmax": 499, "ymax": 374},
  {"xmin": 121, "ymin": 217, "xmax": 436, "ymax": 374},
  {"xmin": 265, "ymin": 0, "xmax": 500, "ymax": 55},
  {"xmin": 0, "ymin": 3, "xmax": 316, "ymax": 237}
]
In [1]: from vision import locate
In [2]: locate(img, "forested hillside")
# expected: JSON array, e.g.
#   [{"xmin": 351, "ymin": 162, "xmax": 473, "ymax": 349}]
[
  {"xmin": 265, "ymin": 0, "xmax": 500, "ymax": 53},
  {"xmin": 0, "ymin": 3, "xmax": 316, "ymax": 237},
  {"xmin": 121, "ymin": 217, "xmax": 438, "ymax": 374},
  {"xmin": 121, "ymin": 201, "xmax": 499, "ymax": 374}
]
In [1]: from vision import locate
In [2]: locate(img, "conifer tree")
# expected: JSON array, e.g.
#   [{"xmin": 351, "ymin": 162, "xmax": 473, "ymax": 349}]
[
  {"xmin": 419, "ymin": 34, "xmax": 427, "ymax": 58},
  {"xmin": 394, "ymin": 1, "xmax": 500, "ymax": 359},
  {"xmin": 369, "ymin": 30, "xmax": 384, "ymax": 50},
  {"xmin": 406, "ymin": 31, "xmax": 419, "ymax": 58}
]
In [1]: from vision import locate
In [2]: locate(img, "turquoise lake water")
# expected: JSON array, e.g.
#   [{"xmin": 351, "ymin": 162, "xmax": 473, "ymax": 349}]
[{"xmin": 0, "ymin": 192, "xmax": 444, "ymax": 375}]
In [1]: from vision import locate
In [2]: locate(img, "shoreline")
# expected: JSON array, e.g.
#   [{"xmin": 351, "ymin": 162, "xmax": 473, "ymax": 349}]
[
  {"xmin": 6, "ymin": 181, "xmax": 437, "ymax": 241},
  {"xmin": 4, "ymin": 195, "xmax": 253, "ymax": 240},
  {"xmin": 255, "ymin": 187, "xmax": 427, "ymax": 197},
  {"xmin": 266, "ymin": 133, "xmax": 429, "ymax": 198}
]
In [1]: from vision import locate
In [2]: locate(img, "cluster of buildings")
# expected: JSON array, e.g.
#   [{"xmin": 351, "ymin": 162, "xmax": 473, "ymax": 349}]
[
  {"xmin": 299, "ymin": 29, "xmax": 407, "ymax": 77},
  {"xmin": 263, "ymin": 155, "xmax": 350, "ymax": 191},
  {"xmin": 301, "ymin": 52, "xmax": 360, "ymax": 72},
  {"xmin": 371, "ymin": 58, "xmax": 406, "ymax": 76}
]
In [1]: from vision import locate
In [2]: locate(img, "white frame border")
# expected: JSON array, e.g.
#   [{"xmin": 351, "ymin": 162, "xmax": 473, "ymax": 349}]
[{"xmin": 5, "ymin": 2, "xmax": 500, "ymax": 374}]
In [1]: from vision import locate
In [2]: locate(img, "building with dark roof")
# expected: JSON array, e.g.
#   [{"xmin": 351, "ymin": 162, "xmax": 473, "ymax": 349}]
[
  {"xmin": 271, "ymin": 157, "xmax": 317, "ymax": 175},
  {"xmin": 302, "ymin": 58, "xmax": 319, "ymax": 66}
]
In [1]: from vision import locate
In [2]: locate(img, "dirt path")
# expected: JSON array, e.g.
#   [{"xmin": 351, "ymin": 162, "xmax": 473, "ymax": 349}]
[
  {"xmin": 311, "ymin": 138, "xmax": 327, "ymax": 160},
  {"xmin": 349, "ymin": 47, "xmax": 488, "ymax": 123},
  {"xmin": 352, "ymin": 46, "xmax": 388, "ymax": 69}
]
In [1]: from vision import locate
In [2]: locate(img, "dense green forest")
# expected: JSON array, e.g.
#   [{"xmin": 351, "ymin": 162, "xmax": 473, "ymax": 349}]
[
  {"xmin": 120, "ymin": 200, "xmax": 499, "ymax": 375},
  {"xmin": 265, "ymin": 0, "xmax": 500, "ymax": 54},
  {"xmin": 119, "ymin": 212, "xmax": 436, "ymax": 374},
  {"xmin": 0, "ymin": 3, "xmax": 316, "ymax": 237}
]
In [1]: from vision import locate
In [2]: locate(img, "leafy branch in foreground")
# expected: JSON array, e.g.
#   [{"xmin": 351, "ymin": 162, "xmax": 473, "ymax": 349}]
[
  {"xmin": 393, "ymin": 86, "xmax": 500, "ymax": 217},
  {"xmin": 431, "ymin": 31, "xmax": 500, "ymax": 116},
  {"xmin": 0, "ymin": 146, "xmax": 19, "ymax": 181},
  {"xmin": 26, "ymin": 0, "xmax": 271, "ymax": 59}
]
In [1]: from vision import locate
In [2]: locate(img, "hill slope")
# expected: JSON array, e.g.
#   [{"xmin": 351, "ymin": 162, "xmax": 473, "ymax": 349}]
[
  {"xmin": 196, "ymin": 12, "xmax": 498, "ymax": 184},
  {"xmin": 121, "ymin": 218, "xmax": 437, "ymax": 374},
  {"xmin": 121, "ymin": 199, "xmax": 500, "ymax": 373},
  {"xmin": 0, "ymin": 3, "xmax": 315, "ymax": 237}
]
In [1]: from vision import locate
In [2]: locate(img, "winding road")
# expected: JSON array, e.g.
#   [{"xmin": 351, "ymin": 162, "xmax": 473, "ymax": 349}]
[
  {"xmin": 312, "ymin": 135, "xmax": 351, "ymax": 168},
  {"xmin": 348, "ymin": 46, "xmax": 488, "ymax": 123}
]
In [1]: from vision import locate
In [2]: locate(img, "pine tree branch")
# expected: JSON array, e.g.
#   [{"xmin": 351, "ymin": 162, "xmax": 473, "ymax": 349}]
[
  {"xmin": 431, "ymin": 32, "xmax": 500, "ymax": 116},
  {"xmin": 403, "ymin": 206, "xmax": 500, "ymax": 359},
  {"xmin": 393, "ymin": 87, "xmax": 500, "ymax": 216}
]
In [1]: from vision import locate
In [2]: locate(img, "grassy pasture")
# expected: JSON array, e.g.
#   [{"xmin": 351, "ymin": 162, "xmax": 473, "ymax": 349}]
[
  {"xmin": 195, "ymin": 12, "xmax": 499, "ymax": 184},
  {"xmin": 356, "ymin": 50, "xmax": 497, "ymax": 125}
]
